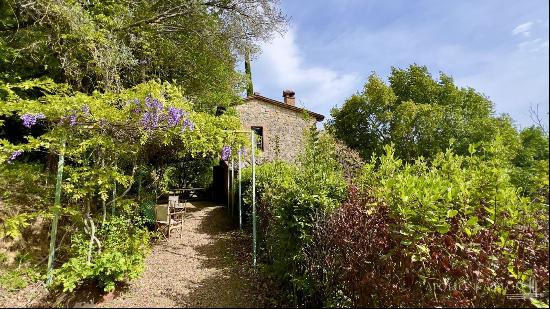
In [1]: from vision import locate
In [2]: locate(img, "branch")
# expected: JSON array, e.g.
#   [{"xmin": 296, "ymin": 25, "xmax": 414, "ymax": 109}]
[
  {"xmin": 529, "ymin": 103, "xmax": 549, "ymax": 135},
  {"xmin": 105, "ymin": 160, "xmax": 138, "ymax": 207},
  {"xmin": 116, "ymin": 4, "xmax": 192, "ymax": 31}
]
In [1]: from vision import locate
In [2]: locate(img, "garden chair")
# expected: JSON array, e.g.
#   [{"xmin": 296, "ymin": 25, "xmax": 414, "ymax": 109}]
[
  {"xmin": 155, "ymin": 200, "xmax": 184, "ymax": 239},
  {"xmin": 170, "ymin": 193, "xmax": 188, "ymax": 216}
]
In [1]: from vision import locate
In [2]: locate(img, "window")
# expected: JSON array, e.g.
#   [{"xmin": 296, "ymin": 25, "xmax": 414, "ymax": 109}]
[{"xmin": 251, "ymin": 126, "xmax": 264, "ymax": 150}]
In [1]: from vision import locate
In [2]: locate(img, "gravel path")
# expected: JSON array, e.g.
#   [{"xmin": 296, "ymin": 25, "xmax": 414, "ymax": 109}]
[{"xmin": 94, "ymin": 200, "xmax": 274, "ymax": 308}]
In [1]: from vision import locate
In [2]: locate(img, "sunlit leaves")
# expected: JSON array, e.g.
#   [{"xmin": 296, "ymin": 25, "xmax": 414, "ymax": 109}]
[{"xmin": 329, "ymin": 64, "xmax": 519, "ymax": 161}]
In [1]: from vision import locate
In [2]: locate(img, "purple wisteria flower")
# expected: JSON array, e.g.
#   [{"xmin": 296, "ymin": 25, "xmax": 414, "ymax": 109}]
[
  {"xmin": 68, "ymin": 111, "xmax": 77, "ymax": 126},
  {"xmin": 141, "ymin": 96, "xmax": 164, "ymax": 129},
  {"xmin": 7, "ymin": 150, "xmax": 23, "ymax": 164},
  {"xmin": 238, "ymin": 148, "xmax": 247, "ymax": 157},
  {"xmin": 20, "ymin": 113, "xmax": 46, "ymax": 128},
  {"xmin": 221, "ymin": 146, "xmax": 231, "ymax": 161},
  {"xmin": 167, "ymin": 107, "xmax": 185, "ymax": 127},
  {"xmin": 181, "ymin": 118, "xmax": 194, "ymax": 132},
  {"xmin": 141, "ymin": 112, "xmax": 152, "ymax": 129},
  {"xmin": 82, "ymin": 105, "xmax": 90, "ymax": 116},
  {"xmin": 146, "ymin": 97, "xmax": 163, "ymax": 111}
]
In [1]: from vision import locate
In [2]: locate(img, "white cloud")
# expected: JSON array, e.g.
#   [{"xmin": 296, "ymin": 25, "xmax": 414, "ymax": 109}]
[
  {"xmin": 512, "ymin": 21, "xmax": 534, "ymax": 37},
  {"xmin": 252, "ymin": 28, "xmax": 361, "ymax": 119},
  {"xmin": 518, "ymin": 38, "xmax": 550, "ymax": 52}
]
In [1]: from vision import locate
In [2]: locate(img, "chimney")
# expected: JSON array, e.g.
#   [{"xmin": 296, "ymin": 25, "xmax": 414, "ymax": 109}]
[{"xmin": 283, "ymin": 89, "xmax": 295, "ymax": 106}]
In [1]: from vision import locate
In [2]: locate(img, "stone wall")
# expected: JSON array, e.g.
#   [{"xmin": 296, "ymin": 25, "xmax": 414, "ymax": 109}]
[{"xmin": 235, "ymin": 98, "xmax": 317, "ymax": 163}]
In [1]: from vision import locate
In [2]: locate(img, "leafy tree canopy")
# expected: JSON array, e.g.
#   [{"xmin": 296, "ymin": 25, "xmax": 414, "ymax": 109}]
[
  {"xmin": 328, "ymin": 64, "xmax": 520, "ymax": 161},
  {"xmin": 0, "ymin": 0, "xmax": 287, "ymax": 108}
]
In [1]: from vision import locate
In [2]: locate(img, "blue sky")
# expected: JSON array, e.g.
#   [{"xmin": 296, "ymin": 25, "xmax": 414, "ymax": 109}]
[{"xmin": 248, "ymin": 0, "xmax": 549, "ymax": 129}]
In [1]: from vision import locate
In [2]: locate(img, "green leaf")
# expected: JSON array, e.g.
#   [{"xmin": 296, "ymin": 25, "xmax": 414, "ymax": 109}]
[
  {"xmin": 466, "ymin": 216, "xmax": 478, "ymax": 226},
  {"xmin": 446, "ymin": 209, "xmax": 458, "ymax": 218},
  {"xmin": 530, "ymin": 298, "xmax": 549, "ymax": 308},
  {"xmin": 416, "ymin": 244, "xmax": 430, "ymax": 255},
  {"xmin": 436, "ymin": 223, "xmax": 450, "ymax": 234}
]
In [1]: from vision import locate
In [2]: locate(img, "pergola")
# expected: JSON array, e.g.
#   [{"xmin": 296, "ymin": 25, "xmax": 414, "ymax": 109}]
[
  {"xmin": 224, "ymin": 129, "xmax": 258, "ymax": 267},
  {"xmin": 45, "ymin": 126, "xmax": 260, "ymax": 287}
]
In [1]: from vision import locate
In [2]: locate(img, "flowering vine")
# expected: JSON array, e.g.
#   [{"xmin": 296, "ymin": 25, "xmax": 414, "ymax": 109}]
[
  {"xmin": 7, "ymin": 150, "xmax": 23, "ymax": 164},
  {"xmin": 221, "ymin": 146, "xmax": 231, "ymax": 161},
  {"xmin": 20, "ymin": 113, "xmax": 46, "ymax": 128}
]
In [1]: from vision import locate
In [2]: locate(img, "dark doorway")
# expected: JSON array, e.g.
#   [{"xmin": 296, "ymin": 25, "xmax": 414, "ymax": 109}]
[{"xmin": 211, "ymin": 160, "xmax": 228, "ymax": 204}]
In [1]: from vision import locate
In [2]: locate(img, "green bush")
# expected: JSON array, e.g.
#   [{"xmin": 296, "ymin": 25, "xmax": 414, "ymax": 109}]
[
  {"xmin": 510, "ymin": 126, "xmax": 549, "ymax": 202},
  {"xmin": 0, "ymin": 266, "xmax": 42, "ymax": 291},
  {"xmin": 249, "ymin": 132, "xmax": 548, "ymax": 307},
  {"xmin": 53, "ymin": 215, "xmax": 151, "ymax": 292},
  {"xmin": 307, "ymin": 141, "xmax": 549, "ymax": 307},
  {"xmin": 358, "ymin": 138, "xmax": 547, "ymax": 241},
  {"xmin": 241, "ymin": 128, "xmax": 347, "ymax": 305}
]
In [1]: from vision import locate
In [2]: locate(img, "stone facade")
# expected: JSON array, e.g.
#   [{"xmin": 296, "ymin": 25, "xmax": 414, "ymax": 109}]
[{"xmin": 235, "ymin": 95, "xmax": 323, "ymax": 163}]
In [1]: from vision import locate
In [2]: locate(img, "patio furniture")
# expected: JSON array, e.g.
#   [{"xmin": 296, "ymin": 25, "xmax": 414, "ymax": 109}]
[
  {"xmin": 169, "ymin": 194, "xmax": 187, "ymax": 216},
  {"xmin": 155, "ymin": 197, "xmax": 185, "ymax": 238},
  {"xmin": 167, "ymin": 187, "xmax": 206, "ymax": 200}
]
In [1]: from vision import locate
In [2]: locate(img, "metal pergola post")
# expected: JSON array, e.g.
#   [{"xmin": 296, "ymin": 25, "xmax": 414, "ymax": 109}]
[
  {"xmin": 231, "ymin": 156, "xmax": 235, "ymax": 217},
  {"xmin": 46, "ymin": 134, "xmax": 67, "ymax": 285},
  {"xmin": 251, "ymin": 131, "xmax": 256, "ymax": 267},
  {"xmin": 222, "ymin": 129, "xmax": 257, "ymax": 267},
  {"xmin": 238, "ymin": 149, "xmax": 242, "ymax": 230}
]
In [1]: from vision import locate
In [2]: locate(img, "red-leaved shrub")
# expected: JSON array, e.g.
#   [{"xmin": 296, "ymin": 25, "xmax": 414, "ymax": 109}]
[{"xmin": 304, "ymin": 185, "xmax": 549, "ymax": 307}]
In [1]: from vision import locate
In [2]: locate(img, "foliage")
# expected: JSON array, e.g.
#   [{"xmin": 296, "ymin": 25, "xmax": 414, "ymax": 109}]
[
  {"xmin": 1, "ymin": 0, "xmax": 287, "ymax": 107},
  {"xmin": 241, "ymin": 128, "xmax": 347, "ymax": 305},
  {"xmin": 0, "ymin": 79, "xmax": 247, "ymax": 172},
  {"xmin": 0, "ymin": 78, "xmax": 247, "ymax": 291},
  {"xmin": 0, "ymin": 266, "xmax": 42, "ymax": 291},
  {"xmin": 53, "ymin": 215, "xmax": 151, "ymax": 293},
  {"xmin": 328, "ymin": 64, "xmax": 519, "ymax": 161},
  {"xmin": 510, "ymin": 126, "xmax": 549, "ymax": 202},
  {"xmin": 0, "ymin": 0, "xmax": 285, "ymax": 296},
  {"xmin": 305, "ymin": 144, "xmax": 549, "ymax": 307}
]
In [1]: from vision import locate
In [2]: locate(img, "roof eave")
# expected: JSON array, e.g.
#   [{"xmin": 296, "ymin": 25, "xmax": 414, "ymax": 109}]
[{"xmin": 244, "ymin": 95, "xmax": 325, "ymax": 122}]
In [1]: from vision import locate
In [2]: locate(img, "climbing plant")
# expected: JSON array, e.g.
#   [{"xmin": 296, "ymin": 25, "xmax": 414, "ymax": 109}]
[{"xmin": 0, "ymin": 78, "xmax": 247, "ymax": 292}]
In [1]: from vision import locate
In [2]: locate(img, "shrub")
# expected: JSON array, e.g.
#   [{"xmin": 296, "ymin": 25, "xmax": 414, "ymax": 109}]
[
  {"xmin": 0, "ymin": 267, "xmax": 41, "ymax": 291},
  {"xmin": 510, "ymin": 126, "xmax": 549, "ymax": 203},
  {"xmin": 53, "ymin": 215, "xmax": 151, "ymax": 292},
  {"xmin": 305, "ymin": 143, "xmax": 549, "ymax": 307},
  {"xmin": 241, "ymin": 128, "xmax": 347, "ymax": 305}
]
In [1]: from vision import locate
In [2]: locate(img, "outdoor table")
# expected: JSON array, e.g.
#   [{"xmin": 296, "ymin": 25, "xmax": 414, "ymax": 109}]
[{"xmin": 168, "ymin": 187, "xmax": 206, "ymax": 198}]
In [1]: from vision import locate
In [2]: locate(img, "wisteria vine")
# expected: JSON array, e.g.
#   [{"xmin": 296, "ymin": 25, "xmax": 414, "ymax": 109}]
[
  {"xmin": 138, "ymin": 96, "xmax": 194, "ymax": 132},
  {"xmin": 221, "ymin": 146, "xmax": 232, "ymax": 161},
  {"xmin": 20, "ymin": 113, "xmax": 46, "ymax": 128}
]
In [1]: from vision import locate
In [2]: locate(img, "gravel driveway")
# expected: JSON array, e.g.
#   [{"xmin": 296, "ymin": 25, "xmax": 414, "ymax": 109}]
[{"xmin": 95, "ymin": 200, "xmax": 275, "ymax": 308}]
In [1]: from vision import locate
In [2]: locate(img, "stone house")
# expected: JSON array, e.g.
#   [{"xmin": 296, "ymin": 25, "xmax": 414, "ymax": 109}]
[
  {"xmin": 211, "ymin": 90, "xmax": 324, "ymax": 203},
  {"xmin": 235, "ymin": 90, "xmax": 325, "ymax": 163}
]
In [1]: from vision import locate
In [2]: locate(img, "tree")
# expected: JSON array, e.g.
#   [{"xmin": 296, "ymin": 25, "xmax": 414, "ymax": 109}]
[
  {"xmin": 328, "ymin": 64, "xmax": 519, "ymax": 161},
  {"xmin": 0, "ymin": 0, "xmax": 287, "ymax": 108},
  {"xmin": 510, "ymin": 126, "xmax": 549, "ymax": 201}
]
